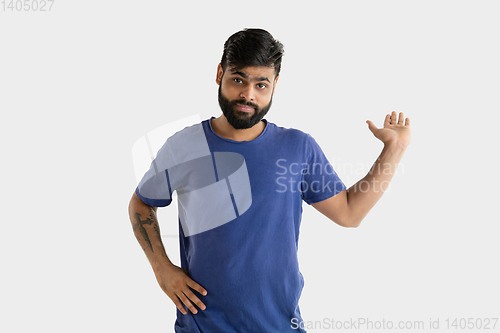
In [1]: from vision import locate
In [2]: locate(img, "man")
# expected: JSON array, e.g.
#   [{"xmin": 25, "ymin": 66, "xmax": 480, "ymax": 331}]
[{"xmin": 129, "ymin": 28, "xmax": 411, "ymax": 332}]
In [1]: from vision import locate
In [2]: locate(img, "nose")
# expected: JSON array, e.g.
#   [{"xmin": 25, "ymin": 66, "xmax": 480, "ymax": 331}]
[{"xmin": 239, "ymin": 85, "xmax": 256, "ymax": 102}]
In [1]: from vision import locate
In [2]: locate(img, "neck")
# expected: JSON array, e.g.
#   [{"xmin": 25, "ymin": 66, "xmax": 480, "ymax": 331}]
[{"xmin": 211, "ymin": 115, "xmax": 266, "ymax": 141}]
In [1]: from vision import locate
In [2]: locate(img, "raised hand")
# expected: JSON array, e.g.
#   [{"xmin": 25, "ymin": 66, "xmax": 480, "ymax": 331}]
[{"xmin": 366, "ymin": 111, "xmax": 411, "ymax": 149}]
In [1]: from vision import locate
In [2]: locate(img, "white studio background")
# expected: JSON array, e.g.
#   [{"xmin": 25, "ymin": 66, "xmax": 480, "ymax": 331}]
[{"xmin": 1, "ymin": 1, "xmax": 498, "ymax": 332}]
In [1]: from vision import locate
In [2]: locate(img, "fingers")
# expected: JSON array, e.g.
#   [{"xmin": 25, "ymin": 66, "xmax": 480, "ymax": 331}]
[
  {"xmin": 386, "ymin": 111, "xmax": 409, "ymax": 126},
  {"xmin": 177, "ymin": 290, "xmax": 205, "ymax": 315},
  {"xmin": 172, "ymin": 295, "xmax": 189, "ymax": 315},
  {"xmin": 384, "ymin": 114, "xmax": 391, "ymax": 127},
  {"xmin": 398, "ymin": 112, "xmax": 405, "ymax": 125},
  {"xmin": 390, "ymin": 111, "xmax": 397, "ymax": 124},
  {"xmin": 184, "ymin": 289, "xmax": 207, "ymax": 312},
  {"xmin": 172, "ymin": 287, "xmax": 206, "ymax": 315},
  {"xmin": 159, "ymin": 265, "xmax": 208, "ymax": 316},
  {"xmin": 175, "ymin": 280, "xmax": 207, "ymax": 315},
  {"xmin": 177, "ymin": 292, "xmax": 196, "ymax": 314},
  {"xmin": 187, "ymin": 279, "xmax": 208, "ymax": 297},
  {"xmin": 366, "ymin": 120, "xmax": 378, "ymax": 133}
]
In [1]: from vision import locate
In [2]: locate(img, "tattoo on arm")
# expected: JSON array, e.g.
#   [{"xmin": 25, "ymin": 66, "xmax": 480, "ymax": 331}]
[{"xmin": 132, "ymin": 208, "xmax": 159, "ymax": 253}]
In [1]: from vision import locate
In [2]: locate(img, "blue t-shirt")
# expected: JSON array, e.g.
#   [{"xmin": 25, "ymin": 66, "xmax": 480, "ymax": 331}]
[{"xmin": 136, "ymin": 117, "xmax": 346, "ymax": 332}]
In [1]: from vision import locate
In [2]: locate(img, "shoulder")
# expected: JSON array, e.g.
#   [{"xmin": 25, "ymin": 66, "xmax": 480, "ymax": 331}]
[
  {"xmin": 168, "ymin": 121, "xmax": 206, "ymax": 142},
  {"xmin": 267, "ymin": 120, "xmax": 313, "ymax": 143},
  {"xmin": 267, "ymin": 121, "xmax": 328, "ymax": 160},
  {"xmin": 156, "ymin": 120, "xmax": 210, "ymax": 166}
]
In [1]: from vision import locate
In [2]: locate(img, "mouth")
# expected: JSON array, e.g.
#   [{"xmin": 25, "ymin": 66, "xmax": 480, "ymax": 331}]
[{"xmin": 235, "ymin": 103, "xmax": 255, "ymax": 113}]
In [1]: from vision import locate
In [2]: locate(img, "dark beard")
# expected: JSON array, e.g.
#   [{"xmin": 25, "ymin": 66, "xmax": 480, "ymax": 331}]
[{"xmin": 218, "ymin": 84, "xmax": 272, "ymax": 130}]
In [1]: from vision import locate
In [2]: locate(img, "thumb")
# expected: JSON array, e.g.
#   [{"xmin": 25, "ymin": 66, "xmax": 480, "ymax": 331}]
[{"xmin": 366, "ymin": 120, "xmax": 378, "ymax": 133}]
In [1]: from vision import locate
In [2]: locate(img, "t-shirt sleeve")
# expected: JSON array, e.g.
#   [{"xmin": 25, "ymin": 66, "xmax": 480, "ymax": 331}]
[
  {"xmin": 135, "ymin": 122, "xmax": 214, "ymax": 208},
  {"xmin": 301, "ymin": 134, "xmax": 346, "ymax": 205},
  {"xmin": 135, "ymin": 142, "xmax": 173, "ymax": 208}
]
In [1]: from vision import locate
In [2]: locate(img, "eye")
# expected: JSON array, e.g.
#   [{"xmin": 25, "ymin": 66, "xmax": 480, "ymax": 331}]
[
  {"xmin": 233, "ymin": 78, "xmax": 243, "ymax": 84},
  {"xmin": 257, "ymin": 83, "xmax": 267, "ymax": 89}
]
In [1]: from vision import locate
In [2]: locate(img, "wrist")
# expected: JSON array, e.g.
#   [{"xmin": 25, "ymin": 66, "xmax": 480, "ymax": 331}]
[
  {"xmin": 151, "ymin": 256, "xmax": 174, "ymax": 273},
  {"xmin": 384, "ymin": 139, "xmax": 408, "ymax": 153}
]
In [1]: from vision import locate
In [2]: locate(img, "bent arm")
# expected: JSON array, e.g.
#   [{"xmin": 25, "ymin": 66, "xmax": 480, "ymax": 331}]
[
  {"xmin": 312, "ymin": 111, "xmax": 411, "ymax": 227},
  {"xmin": 128, "ymin": 191, "xmax": 208, "ymax": 315},
  {"xmin": 312, "ymin": 142, "xmax": 406, "ymax": 227}
]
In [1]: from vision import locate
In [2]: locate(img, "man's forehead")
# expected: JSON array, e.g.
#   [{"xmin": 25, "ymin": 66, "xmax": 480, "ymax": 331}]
[{"xmin": 227, "ymin": 66, "xmax": 276, "ymax": 81}]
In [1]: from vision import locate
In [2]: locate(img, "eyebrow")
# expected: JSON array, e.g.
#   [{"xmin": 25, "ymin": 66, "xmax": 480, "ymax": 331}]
[{"xmin": 231, "ymin": 70, "xmax": 271, "ymax": 83}]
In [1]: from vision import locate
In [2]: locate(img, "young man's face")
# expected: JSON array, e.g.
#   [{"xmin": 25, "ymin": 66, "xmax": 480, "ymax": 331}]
[{"xmin": 216, "ymin": 64, "xmax": 279, "ymax": 129}]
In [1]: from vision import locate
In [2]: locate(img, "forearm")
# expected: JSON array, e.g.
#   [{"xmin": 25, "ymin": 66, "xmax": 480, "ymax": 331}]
[
  {"xmin": 346, "ymin": 142, "xmax": 406, "ymax": 225},
  {"xmin": 128, "ymin": 193, "xmax": 173, "ymax": 272}
]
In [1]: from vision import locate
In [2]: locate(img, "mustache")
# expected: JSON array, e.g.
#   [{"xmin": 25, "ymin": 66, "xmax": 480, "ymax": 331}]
[{"xmin": 232, "ymin": 100, "xmax": 258, "ymax": 109}]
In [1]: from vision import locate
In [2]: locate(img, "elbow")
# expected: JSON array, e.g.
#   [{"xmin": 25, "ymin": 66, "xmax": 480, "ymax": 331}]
[
  {"xmin": 328, "ymin": 212, "xmax": 362, "ymax": 228},
  {"xmin": 341, "ymin": 221, "xmax": 361, "ymax": 228},
  {"xmin": 346, "ymin": 220, "xmax": 361, "ymax": 228},
  {"xmin": 341, "ymin": 206, "xmax": 364, "ymax": 228},
  {"xmin": 338, "ymin": 216, "xmax": 362, "ymax": 228}
]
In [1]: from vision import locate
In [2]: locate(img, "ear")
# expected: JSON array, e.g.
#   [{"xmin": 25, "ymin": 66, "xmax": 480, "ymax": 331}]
[
  {"xmin": 272, "ymin": 75, "xmax": 279, "ymax": 95},
  {"xmin": 216, "ymin": 63, "xmax": 223, "ymax": 85}
]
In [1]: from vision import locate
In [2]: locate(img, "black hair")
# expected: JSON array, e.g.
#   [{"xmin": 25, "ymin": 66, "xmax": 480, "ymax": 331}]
[{"xmin": 220, "ymin": 28, "xmax": 284, "ymax": 78}]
